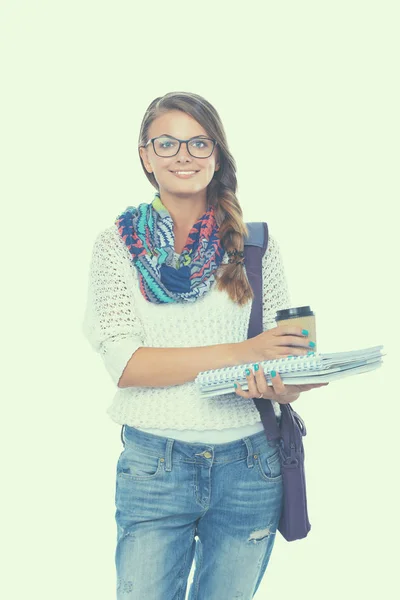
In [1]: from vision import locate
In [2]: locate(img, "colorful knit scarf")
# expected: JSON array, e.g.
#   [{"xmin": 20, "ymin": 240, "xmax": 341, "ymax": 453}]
[{"xmin": 115, "ymin": 192, "xmax": 224, "ymax": 304}]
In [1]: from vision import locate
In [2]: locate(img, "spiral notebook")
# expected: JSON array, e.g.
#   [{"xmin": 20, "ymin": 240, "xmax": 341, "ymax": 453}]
[{"xmin": 195, "ymin": 345, "xmax": 384, "ymax": 399}]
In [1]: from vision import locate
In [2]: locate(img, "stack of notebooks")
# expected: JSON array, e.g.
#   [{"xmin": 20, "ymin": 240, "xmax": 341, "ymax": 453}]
[{"xmin": 195, "ymin": 345, "xmax": 384, "ymax": 399}]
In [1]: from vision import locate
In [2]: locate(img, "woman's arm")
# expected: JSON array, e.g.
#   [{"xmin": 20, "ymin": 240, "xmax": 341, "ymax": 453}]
[
  {"xmin": 82, "ymin": 229, "xmax": 147, "ymax": 386},
  {"xmin": 117, "ymin": 343, "xmax": 249, "ymax": 388},
  {"xmin": 82, "ymin": 228, "xmax": 253, "ymax": 388}
]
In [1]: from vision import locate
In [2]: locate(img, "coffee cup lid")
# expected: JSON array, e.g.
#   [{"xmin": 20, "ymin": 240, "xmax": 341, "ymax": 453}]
[{"xmin": 275, "ymin": 306, "xmax": 314, "ymax": 320}]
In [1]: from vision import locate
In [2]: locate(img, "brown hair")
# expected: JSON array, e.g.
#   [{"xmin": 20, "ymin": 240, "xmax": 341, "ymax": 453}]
[{"xmin": 138, "ymin": 91, "xmax": 254, "ymax": 306}]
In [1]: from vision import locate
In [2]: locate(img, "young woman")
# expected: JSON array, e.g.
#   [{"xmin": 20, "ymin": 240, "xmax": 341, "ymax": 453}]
[{"xmin": 82, "ymin": 91, "xmax": 326, "ymax": 599}]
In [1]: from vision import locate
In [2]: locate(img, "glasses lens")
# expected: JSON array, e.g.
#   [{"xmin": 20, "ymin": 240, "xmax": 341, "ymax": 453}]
[
  {"xmin": 187, "ymin": 137, "xmax": 214, "ymax": 158},
  {"xmin": 153, "ymin": 136, "xmax": 214, "ymax": 157},
  {"xmin": 153, "ymin": 136, "xmax": 179, "ymax": 156}
]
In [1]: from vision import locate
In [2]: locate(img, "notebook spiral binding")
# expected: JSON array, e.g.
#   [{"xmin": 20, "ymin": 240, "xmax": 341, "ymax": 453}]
[{"xmin": 198, "ymin": 354, "xmax": 324, "ymax": 388}]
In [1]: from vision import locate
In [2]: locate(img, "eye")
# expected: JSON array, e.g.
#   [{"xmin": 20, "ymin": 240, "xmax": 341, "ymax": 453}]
[
  {"xmin": 155, "ymin": 137, "xmax": 178, "ymax": 149},
  {"xmin": 190, "ymin": 138, "xmax": 211, "ymax": 148}
]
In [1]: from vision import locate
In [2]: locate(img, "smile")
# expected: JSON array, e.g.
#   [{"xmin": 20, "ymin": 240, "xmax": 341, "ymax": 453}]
[{"xmin": 170, "ymin": 171, "xmax": 199, "ymax": 178}]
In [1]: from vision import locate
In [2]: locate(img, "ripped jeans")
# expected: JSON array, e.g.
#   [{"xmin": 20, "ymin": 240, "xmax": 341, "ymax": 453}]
[{"xmin": 115, "ymin": 424, "xmax": 283, "ymax": 600}]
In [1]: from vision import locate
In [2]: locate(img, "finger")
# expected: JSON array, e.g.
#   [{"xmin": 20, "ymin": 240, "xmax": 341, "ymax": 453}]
[
  {"xmin": 278, "ymin": 348, "xmax": 314, "ymax": 357},
  {"xmin": 275, "ymin": 335, "xmax": 315, "ymax": 350},
  {"xmin": 273, "ymin": 325, "xmax": 310, "ymax": 338},
  {"xmin": 252, "ymin": 363, "xmax": 270, "ymax": 395},
  {"xmin": 244, "ymin": 367, "xmax": 261, "ymax": 397},
  {"xmin": 233, "ymin": 380, "xmax": 252, "ymax": 398},
  {"xmin": 270, "ymin": 370, "xmax": 287, "ymax": 395}
]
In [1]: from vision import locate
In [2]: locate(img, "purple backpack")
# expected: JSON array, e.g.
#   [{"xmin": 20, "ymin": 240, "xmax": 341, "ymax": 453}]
[{"xmin": 244, "ymin": 222, "xmax": 311, "ymax": 542}]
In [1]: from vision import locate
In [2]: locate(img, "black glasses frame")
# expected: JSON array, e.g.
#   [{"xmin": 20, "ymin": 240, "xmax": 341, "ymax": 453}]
[{"xmin": 144, "ymin": 135, "xmax": 217, "ymax": 158}]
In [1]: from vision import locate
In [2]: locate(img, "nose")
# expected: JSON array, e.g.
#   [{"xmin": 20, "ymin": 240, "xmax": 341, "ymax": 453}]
[{"xmin": 176, "ymin": 140, "xmax": 193, "ymax": 162}]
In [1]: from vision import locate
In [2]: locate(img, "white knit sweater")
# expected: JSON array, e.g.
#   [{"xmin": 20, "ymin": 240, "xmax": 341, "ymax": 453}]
[{"xmin": 82, "ymin": 222, "xmax": 291, "ymax": 443}]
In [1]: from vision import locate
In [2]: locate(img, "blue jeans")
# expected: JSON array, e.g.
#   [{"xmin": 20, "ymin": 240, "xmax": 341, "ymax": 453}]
[{"xmin": 115, "ymin": 424, "xmax": 283, "ymax": 599}]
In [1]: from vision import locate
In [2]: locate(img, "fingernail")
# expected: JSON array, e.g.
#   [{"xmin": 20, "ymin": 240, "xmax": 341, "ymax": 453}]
[
  {"xmin": 234, "ymin": 383, "xmax": 238, "ymax": 389},
  {"xmin": 253, "ymin": 363, "xmax": 259, "ymax": 371},
  {"xmin": 245, "ymin": 369, "xmax": 251, "ymax": 376},
  {"xmin": 309, "ymin": 341, "xmax": 316, "ymax": 348},
  {"xmin": 302, "ymin": 329, "xmax": 309, "ymax": 336},
  {"xmin": 271, "ymin": 370, "xmax": 277, "ymax": 378},
  {"xmin": 307, "ymin": 351, "xmax": 315, "ymax": 355}
]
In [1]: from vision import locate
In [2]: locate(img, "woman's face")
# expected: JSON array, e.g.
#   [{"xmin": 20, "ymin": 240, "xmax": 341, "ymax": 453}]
[{"xmin": 139, "ymin": 110, "xmax": 220, "ymax": 199}]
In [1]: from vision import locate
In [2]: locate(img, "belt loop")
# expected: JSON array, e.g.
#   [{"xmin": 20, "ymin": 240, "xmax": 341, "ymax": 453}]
[
  {"xmin": 243, "ymin": 437, "xmax": 255, "ymax": 468},
  {"xmin": 164, "ymin": 438, "xmax": 174, "ymax": 472},
  {"xmin": 120, "ymin": 425, "xmax": 125, "ymax": 447}
]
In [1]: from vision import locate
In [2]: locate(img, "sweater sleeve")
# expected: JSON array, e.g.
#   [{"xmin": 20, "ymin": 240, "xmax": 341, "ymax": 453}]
[
  {"xmin": 262, "ymin": 233, "xmax": 292, "ymax": 331},
  {"xmin": 82, "ymin": 228, "xmax": 145, "ymax": 386}
]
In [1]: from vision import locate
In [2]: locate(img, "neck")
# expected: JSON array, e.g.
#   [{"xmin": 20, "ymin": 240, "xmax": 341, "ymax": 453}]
[{"xmin": 158, "ymin": 190, "xmax": 208, "ymax": 231}]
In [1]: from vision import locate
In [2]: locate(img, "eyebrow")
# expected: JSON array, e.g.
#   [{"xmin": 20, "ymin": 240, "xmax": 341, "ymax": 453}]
[{"xmin": 156, "ymin": 133, "xmax": 209, "ymax": 139}]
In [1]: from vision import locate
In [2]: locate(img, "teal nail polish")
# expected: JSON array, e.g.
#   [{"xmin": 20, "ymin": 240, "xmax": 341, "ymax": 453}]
[
  {"xmin": 309, "ymin": 341, "xmax": 316, "ymax": 348},
  {"xmin": 234, "ymin": 383, "xmax": 238, "ymax": 389},
  {"xmin": 253, "ymin": 363, "xmax": 259, "ymax": 371},
  {"xmin": 271, "ymin": 370, "xmax": 276, "ymax": 378},
  {"xmin": 302, "ymin": 329, "xmax": 309, "ymax": 336},
  {"xmin": 307, "ymin": 351, "xmax": 315, "ymax": 355},
  {"xmin": 245, "ymin": 369, "xmax": 251, "ymax": 376}
]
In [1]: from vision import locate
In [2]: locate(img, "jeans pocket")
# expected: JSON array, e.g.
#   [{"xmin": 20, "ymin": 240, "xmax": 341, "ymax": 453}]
[
  {"xmin": 256, "ymin": 448, "xmax": 283, "ymax": 483},
  {"xmin": 117, "ymin": 445, "xmax": 163, "ymax": 480}
]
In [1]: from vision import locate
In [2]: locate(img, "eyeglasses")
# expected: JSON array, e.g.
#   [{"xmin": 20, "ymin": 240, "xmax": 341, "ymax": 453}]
[{"xmin": 144, "ymin": 135, "xmax": 217, "ymax": 158}]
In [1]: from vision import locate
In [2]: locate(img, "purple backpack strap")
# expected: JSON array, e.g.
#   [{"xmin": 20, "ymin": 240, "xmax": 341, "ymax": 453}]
[
  {"xmin": 244, "ymin": 222, "xmax": 281, "ymax": 442},
  {"xmin": 245, "ymin": 222, "xmax": 312, "ymax": 541}
]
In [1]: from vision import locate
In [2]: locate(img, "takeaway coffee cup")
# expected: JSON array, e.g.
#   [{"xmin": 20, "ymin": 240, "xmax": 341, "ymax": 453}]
[{"xmin": 275, "ymin": 306, "xmax": 317, "ymax": 352}]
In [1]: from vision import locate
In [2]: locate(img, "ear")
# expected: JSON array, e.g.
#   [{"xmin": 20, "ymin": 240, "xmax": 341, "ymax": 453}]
[{"xmin": 139, "ymin": 146, "xmax": 153, "ymax": 173}]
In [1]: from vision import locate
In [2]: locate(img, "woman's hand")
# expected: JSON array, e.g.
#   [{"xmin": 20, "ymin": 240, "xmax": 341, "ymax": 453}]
[
  {"xmin": 234, "ymin": 364, "xmax": 329, "ymax": 404},
  {"xmin": 241, "ymin": 325, "xmax": 315, "ymax": 364}
]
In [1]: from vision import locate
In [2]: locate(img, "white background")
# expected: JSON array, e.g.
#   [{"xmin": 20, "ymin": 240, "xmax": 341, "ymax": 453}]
[{"xmin": 1, "ymin": 1, "xmax": 398, "ymax": 598}]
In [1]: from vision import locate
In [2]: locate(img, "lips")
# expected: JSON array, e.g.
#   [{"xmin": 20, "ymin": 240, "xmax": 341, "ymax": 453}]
[{"xmin": 169, "ymin": 170, "xmax": 200, "ymax": 179}]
